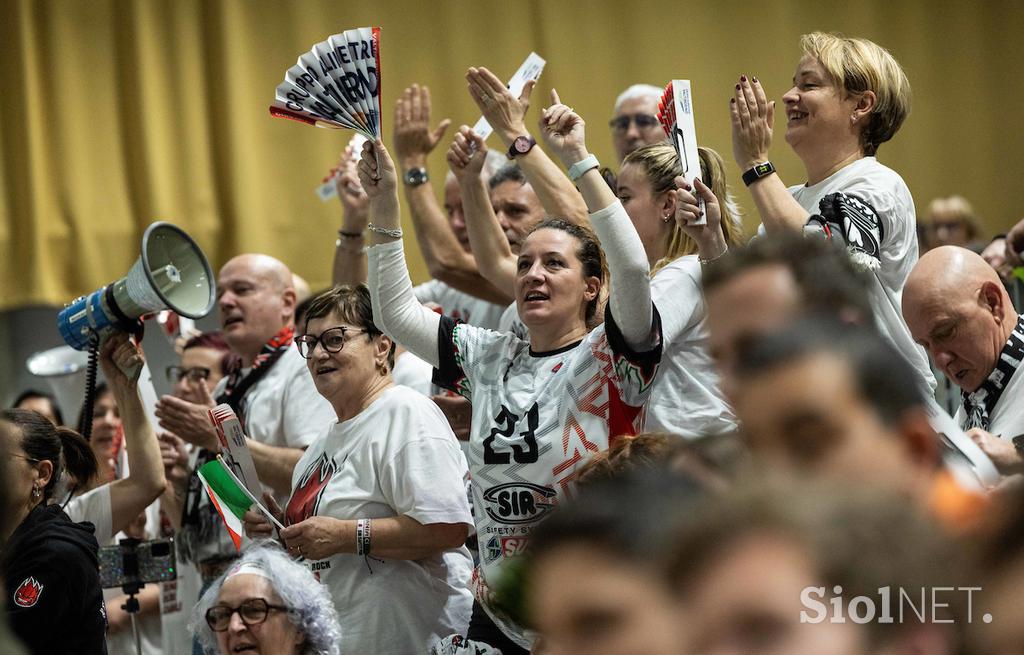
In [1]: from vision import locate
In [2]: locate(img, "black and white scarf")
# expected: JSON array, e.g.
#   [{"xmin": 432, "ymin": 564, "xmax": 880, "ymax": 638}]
[
  {"xmin": 178, "ymin": 325, "xmax": 295, "ymax": 563},
  {"xmin": 805, "ymin": 192, "xmax": 884, "ymax": 273},
  {"xmin": 962, "ymin": 314, "xmax": 1024, "ymax": 431}
]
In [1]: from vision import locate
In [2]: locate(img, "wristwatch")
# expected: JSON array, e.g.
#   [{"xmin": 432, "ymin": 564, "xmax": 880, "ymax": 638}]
[
  {"xmin": 403, "ymin": 167, "xmax": 429, "ymax": 187},
  {"xmin": 742, "ymin": 161, "xmax": 776, "ymax": 187},
  {"xmin": 507, "ymin": 136, "xmax": 537, "ymax": 159}
]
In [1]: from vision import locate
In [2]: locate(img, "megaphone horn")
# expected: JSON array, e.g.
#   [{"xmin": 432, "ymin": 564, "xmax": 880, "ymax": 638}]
[{"xmin": 58, "ymin": 222, "xmax": 216, "ymax": 351}]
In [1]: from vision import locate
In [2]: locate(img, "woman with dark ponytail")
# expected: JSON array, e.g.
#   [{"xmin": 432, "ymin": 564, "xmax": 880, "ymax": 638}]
[{"xmin": 1, "ymin": 409, "xmax": 107, "ymax": 654}]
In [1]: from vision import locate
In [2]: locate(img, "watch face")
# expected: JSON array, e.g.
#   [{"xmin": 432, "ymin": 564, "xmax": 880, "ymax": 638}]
[
  {"xmin": 404, "ymin": 168, "xmax": 428, "ymax": 185},
  {"xmin": 514, "ymin": 136, "xmax": 532, "ymax": 153}
]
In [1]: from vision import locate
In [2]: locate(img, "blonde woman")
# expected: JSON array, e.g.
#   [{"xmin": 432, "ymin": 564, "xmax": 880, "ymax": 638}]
[
  {"xmin": 731, "ymin": 31, "xmax": 934, "ymax": 389},
  {"xmin": 615, "ymin": 142, "xmax": 745, "ymax": 437}
]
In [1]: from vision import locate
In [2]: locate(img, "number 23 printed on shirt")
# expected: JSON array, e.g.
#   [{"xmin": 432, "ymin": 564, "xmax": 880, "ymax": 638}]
[{"xmin": 483, "ymin": 403, "xmax": 540, "ymax": 464}]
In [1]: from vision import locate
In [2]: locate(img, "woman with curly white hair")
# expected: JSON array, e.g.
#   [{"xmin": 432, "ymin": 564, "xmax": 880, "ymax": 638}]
[{"xmin": 191, "ymin": 542, "xmax": 341, "ymax": 655}]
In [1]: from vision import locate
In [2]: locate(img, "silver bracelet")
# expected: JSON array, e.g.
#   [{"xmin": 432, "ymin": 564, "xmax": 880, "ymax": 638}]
[
  {"xmin": 367, "ymin": 223, "xmax": 402, "ymax": 239},
  {"xmin": 699, "ymin": 245, "xmax": 729, "ymax": 266}
]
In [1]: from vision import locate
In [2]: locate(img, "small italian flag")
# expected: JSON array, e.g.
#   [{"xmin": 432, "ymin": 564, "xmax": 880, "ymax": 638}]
[{"xmin": 197, "ymin": 459, "xmax": 251, "ymax": 551}]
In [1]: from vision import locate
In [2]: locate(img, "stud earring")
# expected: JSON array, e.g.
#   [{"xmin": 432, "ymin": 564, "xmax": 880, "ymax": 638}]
[{"xmin": 662, "ymin": 213, "xmax": 672, "ymax": 223}]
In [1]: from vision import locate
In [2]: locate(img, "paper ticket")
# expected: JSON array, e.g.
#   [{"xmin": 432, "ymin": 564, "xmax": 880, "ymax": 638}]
[
  {"xmin": 472, "ymin": 52, "xmax": 546, "ymax": 141},
  {"xmin": 316, "ymin": 132, "xmax": 368, "ymax": 202}
]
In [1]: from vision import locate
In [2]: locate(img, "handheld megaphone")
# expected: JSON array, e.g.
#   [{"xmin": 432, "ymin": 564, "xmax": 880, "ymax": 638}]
[{"xmin": 57, "ymin": 222, "xmax": 215, "ymax": 350}]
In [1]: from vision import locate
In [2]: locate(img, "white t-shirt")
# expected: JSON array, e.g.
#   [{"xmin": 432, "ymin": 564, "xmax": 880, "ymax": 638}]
[
  {"xmin": 648, "ymin": 256, "xmax": 736, "ymax": 437},
  {"xmin": 284, "ymin": 385, "xmax": 474, "ymax": 655},
  {"xmin": 433, "ymin": 309, "xmax": 662, "ymax": 647},
  {"xmin": 64, "ymin": 484, "xmax": 113, "ymax": 544},
  {"xmin": 415, "ymin": 279, "xmax": 506, "ymax": 331},
  {"xmin": 214, "ymin": 345, "xmax": 336, "ymax": 450},
  {"xmin": 392, "ymin": 349, "xmax": 436, "ymax": 396},
  {"xmin": 787, "ymin": 157, "xmax": 936, "ymax": 391}
]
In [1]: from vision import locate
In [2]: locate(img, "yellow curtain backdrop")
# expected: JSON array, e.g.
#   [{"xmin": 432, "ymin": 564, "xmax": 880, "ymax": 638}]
[{"xmin": 2, "ymin": 0, "xmax": 1023, "ymax": 310}]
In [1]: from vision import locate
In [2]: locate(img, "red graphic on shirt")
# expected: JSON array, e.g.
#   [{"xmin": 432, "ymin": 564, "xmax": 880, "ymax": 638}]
[
  {"xmin": 286, "ymin": 452, "xmax": 336, "ymax": 526},
  {"xmin": 13, "ymin": 577, "xmax": 43, "ymax": 608}
]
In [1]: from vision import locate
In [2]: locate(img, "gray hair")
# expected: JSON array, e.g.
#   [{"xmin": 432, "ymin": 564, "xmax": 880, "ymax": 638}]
[
  {"xmin": 613, "ymin": 84, "xmax": 663, "ymax": 114},
  {"xmin": 190, "ymin": 541, "xmax": 341, "ymax": 655},
  {"xmin": 445, "ymin": 149, "xmax": 509, "ymax": 186},
  {"xmin": 487, "ymin": 163, "xmax": 528, "ymax": 191}
]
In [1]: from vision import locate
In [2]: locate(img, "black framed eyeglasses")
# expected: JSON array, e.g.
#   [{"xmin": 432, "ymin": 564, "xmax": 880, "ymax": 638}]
[
  {"xmin": 608, "ymin": 113, "xmax": 661, "ymax": 133},
  {"xmin": 166, "ymin": 366, "xmax": 212, "ymax": 383},
  {"xmin": 295, "ymin": 326, "xmax": 368, "ymax": 359},
  {"xmin": 205, "ymin": 598, "xmax": 289, "ymax": 632}
]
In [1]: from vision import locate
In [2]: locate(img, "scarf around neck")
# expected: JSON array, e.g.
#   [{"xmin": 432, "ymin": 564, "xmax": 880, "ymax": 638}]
[{"xmin": 962, "ymin": 314, "xmax": 1024, "ymax": 431}]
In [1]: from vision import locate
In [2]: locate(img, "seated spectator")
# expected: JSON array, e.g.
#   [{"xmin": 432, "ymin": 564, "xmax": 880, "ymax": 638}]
[
  {"xmin": 732, "ymin": 318, "xmax": 985, "ymax": 531},
  {"xmin": 12, "ymin": 390, "xmax": 63, "ymax": 426},
  {"xmin": 903, "ymin": 245, "xmax": 1024, "ymax": 472},
  {"xmin": 668, "ymin": 482, "xmax": 966, "ymax": 655},
  {"xmin": 925, "ymin": 195, "xmax": 985, "ymax": 252},
  {"xmin": 191, "ymin": 542, "xmax": 341, "ymax": 655},
  {"xmin": 515, "ymin": 473, "xmax": 707, "ymax": 655},
  {"xmin": 702, "ymin": 232, "xmax": 874, "ymax": 398},
  {"xmin": 575, "ymin": 432, "xmax": 731, "ymax": 492}
]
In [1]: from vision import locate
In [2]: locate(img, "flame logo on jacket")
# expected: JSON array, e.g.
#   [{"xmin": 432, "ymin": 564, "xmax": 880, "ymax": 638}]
[{"xmin": 13, "ymin": 577, "xmax": 43, "ymax": 608}]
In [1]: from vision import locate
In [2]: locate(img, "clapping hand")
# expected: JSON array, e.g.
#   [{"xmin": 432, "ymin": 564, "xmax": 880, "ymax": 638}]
[
  {"xmin": 730, "ymin": 76, "xmax": 775, "ymax": 170},
  {"xmin": 394, "ymin": 83, "xmax": 451, "ymax": 168}
]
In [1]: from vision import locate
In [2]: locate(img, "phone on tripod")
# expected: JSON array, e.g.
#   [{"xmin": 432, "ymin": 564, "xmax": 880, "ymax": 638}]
[{"xmin": 98, "ymin": 538, "xmax": 177, "ymax": 589}]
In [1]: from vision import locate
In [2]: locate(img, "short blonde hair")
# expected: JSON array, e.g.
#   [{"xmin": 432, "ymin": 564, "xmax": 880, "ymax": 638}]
[
  {"xmin": 800, "ymin": 32, "xmax": 911, "ymax": 156},
  {"xmin": 622, "ymin": 143, "xmax": 745, "ymax": 275}
]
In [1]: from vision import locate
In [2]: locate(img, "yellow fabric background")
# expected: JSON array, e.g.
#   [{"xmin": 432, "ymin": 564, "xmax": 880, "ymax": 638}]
[{"xmin": 1, "ymin": 0, "xmax": 1022, "ymax": 309}]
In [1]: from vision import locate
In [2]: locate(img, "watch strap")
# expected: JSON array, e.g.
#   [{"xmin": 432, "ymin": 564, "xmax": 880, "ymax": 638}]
[
  {"xmin": 403, "ymin": 167, "xmax": 429, "ymax": 187},
  {"xmin": 568, "ymin": 154, "xmax": 600, "ymax": 183},
  {"xmin": 742, "ymin": 161, "xmax": 776, "ymax": 187}
]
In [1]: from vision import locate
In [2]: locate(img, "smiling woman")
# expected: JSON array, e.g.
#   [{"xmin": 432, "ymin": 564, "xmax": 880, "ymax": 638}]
[
  {"xmin": 191, "ymin": 542, "xmax": 340, "ymax": 655},
  {"xmin": 730, "ymin": 31, "xmax": 935, "ymax": 392},
  {"xmin": 241, "ymin": 284, "xmax": 474, "ymax": 654}
]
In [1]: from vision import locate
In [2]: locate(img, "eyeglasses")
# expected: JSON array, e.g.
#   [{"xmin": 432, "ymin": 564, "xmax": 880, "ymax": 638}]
[
  {"xmin": 166, "ymin": 366, "xmax": 212, "ymax": 383},
  {"xmin": 4, "ymin": 453, "xmax": 41, "ymax": 464},
  {"xmin": 295, "ymin": 327, "xmax": 368, "ymax": 359},
  {"xmin": 205, "ymin": 598, "xmax": 289, "ymax": 632},
  {"xmin": 608, "ymin": 113, "xmax": 661, "ymax": 134}
]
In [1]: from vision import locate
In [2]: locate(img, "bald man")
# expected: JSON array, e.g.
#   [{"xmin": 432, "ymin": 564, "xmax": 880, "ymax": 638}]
[
  {"xmin": 156, "ymin": 254, "xmax": 334, "ymax": 495},
  {"xmin": 903, "ymin": 246, "xmax": 1024, "ymax": 472}
]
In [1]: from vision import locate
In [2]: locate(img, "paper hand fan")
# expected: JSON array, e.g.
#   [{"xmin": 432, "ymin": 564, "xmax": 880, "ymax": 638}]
[
  {"xmin": 271, "ymin": 27, "xmax": 382, "ymax": 141},
  {"xmin": 657, "ymin": 80, "xmax": 705, "ymax": 225}
]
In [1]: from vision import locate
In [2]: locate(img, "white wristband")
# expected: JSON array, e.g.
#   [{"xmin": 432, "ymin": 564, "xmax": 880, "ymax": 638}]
[{"xmin": 567, "ymin": 154, "xmax": 600, "ymax": 183}]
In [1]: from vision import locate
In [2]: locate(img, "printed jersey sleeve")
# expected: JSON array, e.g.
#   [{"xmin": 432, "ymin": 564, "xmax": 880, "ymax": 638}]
[
  {"xmin": 604, "ymin": 303, "xmax": 663, "ymax": 410},
  {"xmin": 432, "ymin": 316, "xmax": 512, "ymax": 402}
]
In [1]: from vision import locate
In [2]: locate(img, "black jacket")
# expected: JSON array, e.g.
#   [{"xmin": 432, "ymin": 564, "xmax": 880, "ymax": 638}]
[{"xmin": 2, "ymin": 504, "xmax": 107, "ymax": 654}]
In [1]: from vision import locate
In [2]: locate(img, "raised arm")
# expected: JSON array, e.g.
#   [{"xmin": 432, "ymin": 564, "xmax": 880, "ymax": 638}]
[
  {"xmin": 466, "ymin": 67, "xmax": 588, "ymax": 225},
  {"xmin": 98, "ymin": 334, "xmax": 167, "ymax": 536},
  {"xmin": 394, "ymin": 84, "xmax": 513, "ymax": 304},
  {"xmin": 332, "ymin": 144, "xmax": 371, "ymax": 286},
  {"xmin": 731, "ymin": 76, "xmax": 809, "ymax": 232},
  {"xmin": 358, "ymin": 139, "xmax": 443, "ymax": 367},
  {"xmin": 447, "ymin": 126, "xmax": 516, "ymax": 294},
  {"xmin": 540, "ymin": 94, "xmax": 655, "ymax": 350}
]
